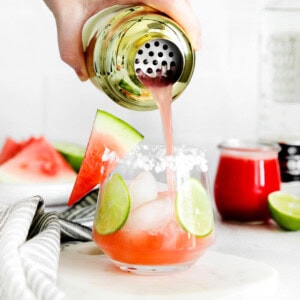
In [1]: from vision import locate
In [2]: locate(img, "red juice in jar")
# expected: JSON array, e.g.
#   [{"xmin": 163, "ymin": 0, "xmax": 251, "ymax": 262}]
[{"xmin": 214, "ymin": 140, "xmax": 281, "ymax": 222}]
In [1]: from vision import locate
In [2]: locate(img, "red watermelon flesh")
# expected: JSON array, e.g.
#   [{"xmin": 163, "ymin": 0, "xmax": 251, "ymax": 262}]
[
  {"xmin": 0, "ymin": 137, "xmax": 21, "ymax": 165},
  {"xmin": 0, "ymin": 137, "xmax": 76, "ymax": 183},
  {"xmin": 68, "ymin": 110, "xmax": 143, "ymax": 206},
  {"xmin": 0, "ymin": 137, "xmax": 37, "ymax": 165}
]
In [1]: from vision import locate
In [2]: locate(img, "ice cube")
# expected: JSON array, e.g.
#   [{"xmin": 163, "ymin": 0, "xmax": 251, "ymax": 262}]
[
  {"xmin": 128, "ymin": 171, "xmax": 158, "ymax": 210},
  {"xmin": 124, "ymin": 196, "xmax": 174, "ymax": 233}
]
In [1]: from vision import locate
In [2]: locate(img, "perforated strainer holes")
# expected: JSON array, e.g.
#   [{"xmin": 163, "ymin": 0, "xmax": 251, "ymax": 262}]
[{"xmin": 134, "ymin": 39, "xmax": 183, "ymax": 83}]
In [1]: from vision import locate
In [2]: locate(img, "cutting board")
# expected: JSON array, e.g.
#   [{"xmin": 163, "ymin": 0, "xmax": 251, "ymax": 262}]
[{"xmin": 58, "ymin": 242, "xmax": 278, "ymax": 300}]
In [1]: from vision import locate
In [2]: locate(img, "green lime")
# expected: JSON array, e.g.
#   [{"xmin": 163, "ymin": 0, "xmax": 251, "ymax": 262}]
[
  {"xmin": 176, "ymin": 178, "xmax": 214, "ymax": 237},
  {"xmin": 95, "ymin": 173, "xmax": 130, "ymax": 235},
  {"xmin": 53, "ymin": 141, "xmax": 85, "ymax": 172},
  {"xmin": 268, "ymin": 191, "xmax": 300, "ymax": 231}
]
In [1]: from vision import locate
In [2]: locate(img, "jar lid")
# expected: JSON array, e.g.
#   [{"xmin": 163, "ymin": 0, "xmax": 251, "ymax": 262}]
[
  {"xmin": 218, "ymin": 139, "xmax": 280, "ymax": 152},
  {"xmin": 278, "ymin": 140, "xmax": 300, "ymax": 146}
]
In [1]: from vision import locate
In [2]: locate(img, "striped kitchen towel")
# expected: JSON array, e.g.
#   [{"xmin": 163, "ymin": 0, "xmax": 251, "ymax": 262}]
[{"xmin": 0, "ymin": 190, "xmax": 98, "ymax": 300}]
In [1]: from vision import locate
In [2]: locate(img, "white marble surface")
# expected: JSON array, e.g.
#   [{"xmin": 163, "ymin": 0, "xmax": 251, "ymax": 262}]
[
  {"xmin": 58, "ymin": 241, "xmax": 278, "ymax": 300},
  {"xmin": 211, "ymin": 214, "xmax": 300, "ymax": 300},
  {"xmin": 51, "ymin": 203, "xmax": 300, "ymax": 299}
]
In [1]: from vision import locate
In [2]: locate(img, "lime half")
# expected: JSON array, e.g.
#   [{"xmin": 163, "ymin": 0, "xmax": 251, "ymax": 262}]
[
  {"xmin": 176, "ymin": 178, "xmax": 214, "ymax": 237},
  {"xmin": 95, "ymin": 173, "xmax": 130, "ymax": 235},
  {"xmin": 268, "ymin": 191, "xmax": 300, "ymax": 231},
  {"xmin": 53, "ymin": 141, "xmax": 85, "ymax": 172}
]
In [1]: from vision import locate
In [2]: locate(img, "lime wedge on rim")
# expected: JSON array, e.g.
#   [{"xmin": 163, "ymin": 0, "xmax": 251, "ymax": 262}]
[
  {"xmin": 268, "ymin": 191, "xmax": 300, "ymax": 231},
  {"xmin": 95, "ymin": 173, "xmax": 130, "ymax": 235},
  {"xmin": 176, "ymin": 178, "xmax": 214, "ymax": 237}
]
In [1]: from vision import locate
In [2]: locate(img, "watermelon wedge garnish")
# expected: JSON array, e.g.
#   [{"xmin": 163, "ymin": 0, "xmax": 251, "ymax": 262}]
[{"xmin": 68, "ymin": 110, "xmax": 144, "ymax": 206}]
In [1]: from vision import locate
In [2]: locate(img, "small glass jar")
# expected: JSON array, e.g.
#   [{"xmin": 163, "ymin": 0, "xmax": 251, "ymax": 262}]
[
  {"xmin": 214, "ymin": 140, "xmax": 281, "ymax": 222},
  {"xmin": 82, "ymin": 5, "xmax": 195, "ymax": 111}
]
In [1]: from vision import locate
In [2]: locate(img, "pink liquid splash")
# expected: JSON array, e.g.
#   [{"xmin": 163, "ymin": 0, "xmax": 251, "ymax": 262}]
[{"xmin": 138, "ymin": 70, "xmax": 176, "ymax": 192}]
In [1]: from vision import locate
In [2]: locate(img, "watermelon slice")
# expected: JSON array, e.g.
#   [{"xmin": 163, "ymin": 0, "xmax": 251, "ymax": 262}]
[
  {"xmin": 0, "ymin": 137, "xmax": 77, "ymax": 183},
  {"xmin": 0, "ymin": 137, "xmax": 37, "ymax": 165},
  {"xmin": 68, "ymin": 110, "xmax": 144, "ymax": 206}
]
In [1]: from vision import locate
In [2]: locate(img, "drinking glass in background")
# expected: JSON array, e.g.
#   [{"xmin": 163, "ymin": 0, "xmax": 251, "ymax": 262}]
[
  {"xmin": 214, "ymin": 140, "xmax": 281, "ymax": 223},
  {"xmin": 92, "ymin": 144, "xmax": 215, "ymax": 274},
  {"xmin": 258, "ymin": 0, "xmax": 300, "ymax": 143},
  {"xmin": 258, "ymin": 0, "xmax": 300, "ymax": 196}
]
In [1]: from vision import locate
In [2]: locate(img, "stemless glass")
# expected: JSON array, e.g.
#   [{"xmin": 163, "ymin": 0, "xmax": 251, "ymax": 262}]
[
  {"xmin": 214, "ymin": 139, "xmax": 281, "ymax": 223},
  {"xmin": 92, "ymin": 144, "xmax": 215, "ymax": 274}
]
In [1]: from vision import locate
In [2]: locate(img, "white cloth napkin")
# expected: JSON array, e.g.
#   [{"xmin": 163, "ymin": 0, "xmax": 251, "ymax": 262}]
[
  {"xmin": 0, "ymin": 196, "xmax": 65, "ymax": 300},
  {"xmin": 0, "ymin": 191, "xmax": 97, "ymax": 300}
]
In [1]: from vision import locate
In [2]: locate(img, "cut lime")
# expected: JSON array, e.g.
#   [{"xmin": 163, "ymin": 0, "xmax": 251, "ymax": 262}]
[
  {"xmin": 268, "ymin": 191, "xmax": 300, "ymax": 231},
  {"xmin": 95, "ymin": 173, "xmax": 130, "ymax": 235},
  {"xmin": 53, "ymin": 141, "xmax": 85, "ymax": 172},
  {"xmin": 176, "ymin": 178, "xmax": 214, "ymax": 237}
]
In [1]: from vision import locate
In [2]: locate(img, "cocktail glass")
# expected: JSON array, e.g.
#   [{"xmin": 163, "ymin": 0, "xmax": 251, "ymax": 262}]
[{"xmin": 92, "ymin": 144, "xmax": 215, "ymax": 274}]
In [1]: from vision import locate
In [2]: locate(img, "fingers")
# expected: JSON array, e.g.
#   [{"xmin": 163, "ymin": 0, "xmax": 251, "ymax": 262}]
[
  {"xmin": 44, "ymin": 0, "xmax": 201, "ymax": 82},
  {"xmin": 114, "ymin": 0, "xmax": 201, "ymax": 49},
  {"xmin": 138, "ymin": 0, "xmax": 201, "ymax": 49},
  {"xmin": 44, "ymin": 0, "xmax": 89, "ymax": 81}
]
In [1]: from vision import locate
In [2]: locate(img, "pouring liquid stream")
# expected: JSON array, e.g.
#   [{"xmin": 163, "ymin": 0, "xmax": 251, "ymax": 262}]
[{"xmin": 138, "ymin": 70, "xmax": 176, "ymax": 194}]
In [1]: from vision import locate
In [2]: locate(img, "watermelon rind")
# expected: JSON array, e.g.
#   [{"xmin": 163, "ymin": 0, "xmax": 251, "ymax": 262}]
[
  {"xmin": 53, "ymin": 141, "xmax": 85, "ymax": 172},
  {"xmin": 93, "ymin": 110, "xmax": 144, "ymax": 152}
]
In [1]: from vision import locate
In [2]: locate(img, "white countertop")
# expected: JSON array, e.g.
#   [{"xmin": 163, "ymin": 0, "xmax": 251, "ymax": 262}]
[
  {"xmin": 211, "ymin": 213, "xmax": 300, "ymax": 299},
  {"xmin": 55, "ymin": 204, "xmax": 300, "ymax": 299}
]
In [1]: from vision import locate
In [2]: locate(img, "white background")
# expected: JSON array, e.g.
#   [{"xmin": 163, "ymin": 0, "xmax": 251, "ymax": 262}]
[
  {"xmin": 0, "ymin": 0, "xmax": 270, "ymax": 180},
  {"xmin": 2, "ymin": 4, "xmax": 299, "ymax": 299}
]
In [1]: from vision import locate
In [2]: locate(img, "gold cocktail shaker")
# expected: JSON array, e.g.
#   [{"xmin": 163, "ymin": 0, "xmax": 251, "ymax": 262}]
[{"xmin": 82, "ymin": 5, "xmax": 195, "ymax": 111}]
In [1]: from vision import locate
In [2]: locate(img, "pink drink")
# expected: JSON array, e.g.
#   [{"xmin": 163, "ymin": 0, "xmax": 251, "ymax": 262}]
[
  {"xmin": 93, "ymin": 189, "xmax": 214, "ymax": 266},
  {"xmin": 138, "ymin": 72, "xmax": 176, "ymax": 193},
  {"xmin": 93, "ymin": 69, "xmax": 215, "ymax": 272},
  {"xmin": 137, "ymin": 72, "xmax": 174, "ymax": 155}
]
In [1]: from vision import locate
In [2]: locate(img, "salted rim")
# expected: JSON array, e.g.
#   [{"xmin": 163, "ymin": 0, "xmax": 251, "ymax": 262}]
[{"xmin": 118, "ymin": 144, "xmax": 208, "ymax": 173}]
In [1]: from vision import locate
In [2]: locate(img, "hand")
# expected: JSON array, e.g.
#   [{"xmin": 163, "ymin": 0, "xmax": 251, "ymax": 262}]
[{"xmin": 44, "ymin": 0, "xmax": 201, "ymax": 81}]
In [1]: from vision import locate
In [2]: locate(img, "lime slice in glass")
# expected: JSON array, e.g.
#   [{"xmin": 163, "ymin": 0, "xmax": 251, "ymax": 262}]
[
  {"xmin": 95, "ymin": 173, "xmax": 130, "ymax": 235},
  {"xmin": 268, "ymin": 191, "xmax": 300, "ymax": 231},
  {"xmin": 176, "ymin": 178, "xmax": 214, "ymax": 237}
]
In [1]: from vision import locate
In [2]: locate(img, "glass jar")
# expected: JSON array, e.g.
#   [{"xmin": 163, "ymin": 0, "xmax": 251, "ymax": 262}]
[
  {"xmin": 82, "ymin": 5, "xmax": 195, "ymax": 111},
  {"xmin": 214, "ymin": 140, "xmax": 281, "ymax": 222}
]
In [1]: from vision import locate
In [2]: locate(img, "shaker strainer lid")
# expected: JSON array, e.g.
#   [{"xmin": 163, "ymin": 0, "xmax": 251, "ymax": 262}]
[{"xmin": 134, "ymin": 39, "xmax": 184, "ymax": 83}]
